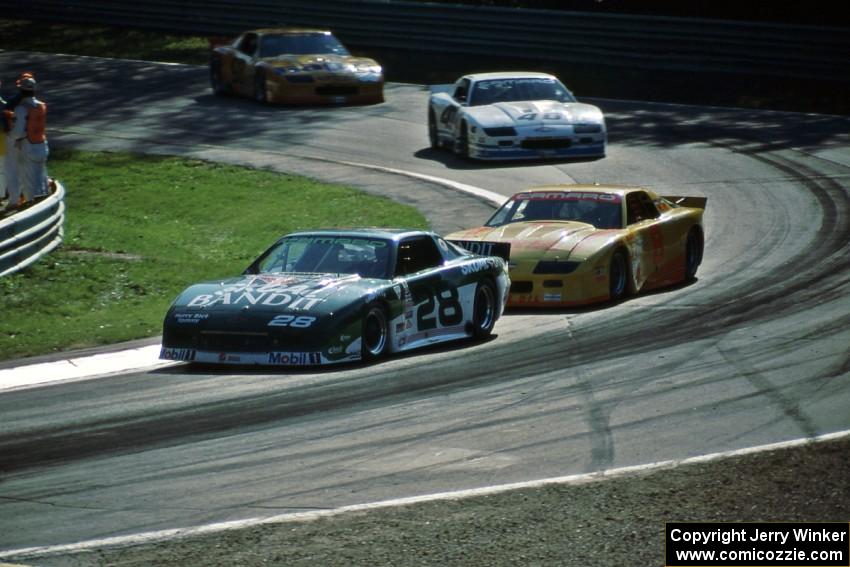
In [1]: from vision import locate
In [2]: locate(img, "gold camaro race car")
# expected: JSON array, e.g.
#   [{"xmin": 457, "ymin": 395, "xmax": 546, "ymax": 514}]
[
  {"xmin": 446, "ymin": 185, "xmax": 706, "ymax": 307},
  {"xmin": 209, "ymin": 28, "xmax": 384, "ymax": 105}
]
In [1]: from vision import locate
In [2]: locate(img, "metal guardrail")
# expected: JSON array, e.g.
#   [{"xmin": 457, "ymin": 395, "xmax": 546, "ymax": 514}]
[
  {"xmin": 0, "ymin": 181, "xmax": 65, "ymax": 277},
  {"xmin": 7, "ymin": 0, "xmax": 850, "ymax": 81}
]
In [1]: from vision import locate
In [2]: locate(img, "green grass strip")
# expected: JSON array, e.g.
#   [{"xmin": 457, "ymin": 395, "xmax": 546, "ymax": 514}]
[
  {"xmin": 0, "ymin": 149, "xmax": 427, "ymax": 361},
  {"xmin": 0, "ymin": 19, "xmax": 211, "ymax": 64}
]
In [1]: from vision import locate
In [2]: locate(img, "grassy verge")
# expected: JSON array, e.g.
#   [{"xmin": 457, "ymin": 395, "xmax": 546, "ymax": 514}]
[
  {"xmin": 0, "ymin": 19, "xmax": 210, "ymax": 64},
  {"xmin": 1, "ymin": 18, "xmax": 847, "ymax": 114},
  {"xmin": 0, "ymin": 149, "xmax": 427, "ymax": 361}
]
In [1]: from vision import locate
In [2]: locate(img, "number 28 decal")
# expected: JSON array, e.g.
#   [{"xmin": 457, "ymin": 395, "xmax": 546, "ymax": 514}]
[
  {"xmin": 268, "ymin": 315, "xmax": 316, "ymax": 328},
  {"xmin": 417, "ymin": 283, "xmax": 463, "ymax": 331}
]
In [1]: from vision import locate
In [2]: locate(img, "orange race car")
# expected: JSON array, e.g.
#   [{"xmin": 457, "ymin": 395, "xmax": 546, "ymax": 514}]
[
  {"xmin": 209, "ymin": 28, "xmax": 384, "ymax": 105},
  {"xmin": 447, "ymin": 185, "xmax": 706, "ymax": 307}
]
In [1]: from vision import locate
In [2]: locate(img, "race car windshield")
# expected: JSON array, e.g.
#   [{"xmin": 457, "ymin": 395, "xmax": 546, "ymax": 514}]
[
  {"xmin": 470, "ymin": 78, "xmax": 577, "ymax": 106},
  {"xmin": 486, "ymin": 193, "xmax": 623, "ymax": 229},
  {"xmin": 258, "ymin": 34, "xmax": 350, "ymax": 58},
  {"xmin": 250, "ymin": 235, "xmax": 392, "ymax": 279}
]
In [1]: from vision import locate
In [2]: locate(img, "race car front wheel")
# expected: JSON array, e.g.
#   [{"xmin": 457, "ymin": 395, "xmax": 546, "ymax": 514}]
[
  {"xmin": 362, "ymin": 304, "xmax": 389, "ymax": 359},
  {"xmin": 428, "ymin": 109, "xmax": 440, "ymax": 149},
  {"xmin": 472, "ymin": 280, "xmax": 497, "ymax": 338},
  {"xmin": 455, "ymin": 123, "xmax": 470, "ymax": 159},
  {"xmin": 684, "ymin": 227, "xmax": 704, "ymax": 281},
  {"xmin": 609, "ymin": 249, "xmax": 628, "ymax": 301},
  {"xmin": 254, "ymin": 72, "xmax": 268, "ymax": 104}
]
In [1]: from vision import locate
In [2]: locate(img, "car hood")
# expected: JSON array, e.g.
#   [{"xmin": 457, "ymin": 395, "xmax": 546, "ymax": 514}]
[
  {"xmin": 171, "ymin": 272, "xmax": 382, "ymax": 314},
  {"xmin": 261, "ymin": 53, "xmax": 379, "ymax": 72},
  {"xmin": 466, "ymin": 101, "xmax": 603, "ymax": 127},
  {"xmin": 449, "ymin": 222, "xmax": 614, "ymax": 262}
]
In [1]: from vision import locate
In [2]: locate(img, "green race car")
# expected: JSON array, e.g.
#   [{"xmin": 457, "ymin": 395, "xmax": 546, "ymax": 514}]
[{"xmin": 160, "ymin": 229, "xmax": 510, "ymax": 366}]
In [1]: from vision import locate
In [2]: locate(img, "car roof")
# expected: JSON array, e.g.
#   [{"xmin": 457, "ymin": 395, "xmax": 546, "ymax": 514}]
[
  {"xmin": 250, "ymin": 28, "xmax": 333, "ymax": 36},
  {"xmin": 463, "ymin": 71, "xmax": 558, "ymax": 82},
  {"xmin": 285, "ymin": 228, "xmax": 434, "ymax": 242},
  {"xmin": 513, "ymin": 184, "xmax": 656, "ymax": 199}
]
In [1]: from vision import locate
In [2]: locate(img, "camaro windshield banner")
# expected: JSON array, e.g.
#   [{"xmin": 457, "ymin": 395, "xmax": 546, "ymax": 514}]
[{"xmin": 665, "ymin": 522, "xmax": 849, "ymax": 567}]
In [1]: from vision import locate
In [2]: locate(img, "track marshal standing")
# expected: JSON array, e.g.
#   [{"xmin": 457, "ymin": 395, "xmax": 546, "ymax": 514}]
[
  {"xmin": 4, "ymin": 73, "xmax": 48, "ymax": 212},
  {"xmin": 3, "ymin": 72, "xmax": 33, "ymax": 211}
]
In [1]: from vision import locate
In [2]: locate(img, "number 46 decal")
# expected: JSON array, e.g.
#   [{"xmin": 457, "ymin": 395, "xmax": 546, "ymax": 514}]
[{"xmin": 417, "ymin": 283, "xmax": 463, "ymax": 331}]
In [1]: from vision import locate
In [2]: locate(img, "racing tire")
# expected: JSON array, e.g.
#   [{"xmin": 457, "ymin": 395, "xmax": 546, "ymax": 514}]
[
  {"xmin": 428, "ymin": 109, "xmax": 440, "ymax": 149},
  {"xmin": 609, "ymin": 249, "xmax": 629, "ymax": 302},
  {"xmin": 210, "ymin": 62, "xmax": 227, "ymax": 96},
  {"xmin": 471, "ymin": 280, "xmax": 497, "ymax": 339},
  {"xmin": 684, "ymin": 226, "xmax": 704, "ymax": 281},
  {"xmin": 254, "ymin": 72, "xmax": 268, "ymax": 104},
  {"xmin": 361, "ymin": 304, "xmax": 389, "ymax": 360},
  {"xmin": 455, "ymin": 122, "xmax": 470, "ymax": 159}
]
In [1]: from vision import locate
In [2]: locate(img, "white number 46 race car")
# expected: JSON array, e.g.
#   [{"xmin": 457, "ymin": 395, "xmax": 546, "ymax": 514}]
[{"xmin": 428, "ymin": 72, "xmax": 606, "ymax": 161}]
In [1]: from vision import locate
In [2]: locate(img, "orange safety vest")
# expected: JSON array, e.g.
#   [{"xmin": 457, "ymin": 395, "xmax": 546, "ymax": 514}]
[{"xmin": 25, "ymin": 101, "xmax": 47, "ymax": 144}]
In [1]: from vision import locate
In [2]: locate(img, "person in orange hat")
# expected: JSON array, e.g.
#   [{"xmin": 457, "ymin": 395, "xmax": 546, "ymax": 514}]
[{"xmin": 6, "ymin": 73, "xmax": 48, "ymax": 209}]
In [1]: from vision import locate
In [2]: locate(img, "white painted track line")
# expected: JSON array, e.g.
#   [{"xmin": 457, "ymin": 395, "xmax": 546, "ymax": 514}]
[
  {"xmin": 334, "ymin": 159, "xmax": 507, "ymax": 207},
  {"xmin": 2, "ymin": 429, "xmax": 848, "ymax": 561},
  {"xmin": 0, "ymin": 345, "xmax": 174, "ymax": 392}
]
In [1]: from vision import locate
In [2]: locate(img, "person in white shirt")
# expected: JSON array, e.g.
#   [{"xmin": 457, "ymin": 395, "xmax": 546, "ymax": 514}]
[{"xmin": 6, "ymin": 74, "xmax": 48, "ymax": 210}]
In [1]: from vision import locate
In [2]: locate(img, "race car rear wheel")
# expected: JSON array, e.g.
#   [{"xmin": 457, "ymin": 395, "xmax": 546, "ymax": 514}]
[
  {"xmin": 685, "ymin": 226, "xmax": 704, "ymax": 281},
  {"xmin": 472, "ymin": 280, "xmax": 497, "ymax": 338},
  {"xmin": 362, "ymin": 304, "xmax": 389, "ymax": 359},
  {"xmin": 609, "ymin": 249, "xmax": 629, "ymax": 301},
  {"xmin": 428, "ymin": 109, "xmax": 439, "ymax": 149},
  {"xmin": 254, "ymin": 72, "xmax": 268, "ymax": 104}
]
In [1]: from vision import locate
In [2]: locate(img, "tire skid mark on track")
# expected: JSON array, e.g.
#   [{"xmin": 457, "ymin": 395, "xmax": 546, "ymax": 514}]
[
  {"xmin": 715, "ymin": 344, "xmax": 819, "ymax": 439},
  {"xmin": 0, "ymin": 338, "xmax": 576, "ymax": 474},
  {"xmin": 564, "ymin": 317, "xmax": 616, "ymax": 472},
  {"xmin": 694, "ymin": 148, "xmax": 850, "ymax": 439}
]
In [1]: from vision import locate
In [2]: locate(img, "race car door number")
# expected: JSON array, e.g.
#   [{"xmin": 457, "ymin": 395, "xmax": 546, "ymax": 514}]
[{"xmin": 416, "ymin": 283, "xmax": 463, "ymax": 331}]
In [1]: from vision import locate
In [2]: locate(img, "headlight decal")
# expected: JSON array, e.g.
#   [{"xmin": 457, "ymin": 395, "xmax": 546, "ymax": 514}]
[{"xmin": 533, "ymin": 261, "xmax": 581, "ymax": 274}]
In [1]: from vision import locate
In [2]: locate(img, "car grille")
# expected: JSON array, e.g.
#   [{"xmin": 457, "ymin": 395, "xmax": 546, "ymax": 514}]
[
  {"xmin": 484, "ymin": 127, "xmax": 517, "ymax": 137},
  {"xmin": 199, "ymin": 331, "xmax": 272, "ymax": 351},
  {"xmin": 163, "ymin": 328, "xmax": 315, "ymax": 352},
  {"xmin": 316, "ymin": 86, "xmax": 358, "ymax": 96},
  {"xmin": 534, "ymin": 261, "xmax": 580, "ymax": 274},
  {"xmin": 521, "ymin": 138, "xmax": 572, "ymax": 150}
]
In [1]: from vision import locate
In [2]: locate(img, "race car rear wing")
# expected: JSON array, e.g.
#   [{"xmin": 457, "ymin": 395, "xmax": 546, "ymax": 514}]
[
  {"xmin": 663, "ymin": 195, "xmax": 707, "ymax": 210},
  {"xmin": 448, "ymin": 239, "xmax": 511, "ymax": 261}
]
